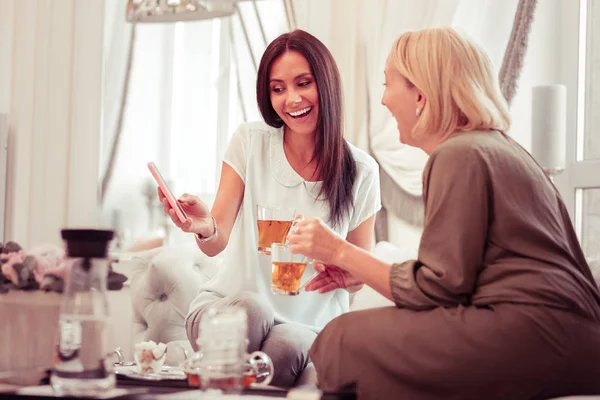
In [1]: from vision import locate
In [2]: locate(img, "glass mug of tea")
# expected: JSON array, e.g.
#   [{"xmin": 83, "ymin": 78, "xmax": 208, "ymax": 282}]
[
  {"xmin": 270, "ymin": 243, "xmax": 318, "ymax": 296},
  {"xmin": 184, "ymin": 306, "xmax": 274, "ymax": 391},
  {"xmin": 256, "ymin": 205, "xmax": 295, "ymax": 255}
]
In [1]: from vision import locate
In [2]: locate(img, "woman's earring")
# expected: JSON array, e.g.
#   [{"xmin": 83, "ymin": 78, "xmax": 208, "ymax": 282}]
[{"xmin": 416, "ymin": 108, "xmax": 421, "ymax": 117}]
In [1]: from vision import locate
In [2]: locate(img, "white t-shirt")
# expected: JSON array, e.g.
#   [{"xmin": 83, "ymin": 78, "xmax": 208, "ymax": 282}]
[{"xmin": 188, "ymin": 121, "xmax": 381, "ymax": 332}]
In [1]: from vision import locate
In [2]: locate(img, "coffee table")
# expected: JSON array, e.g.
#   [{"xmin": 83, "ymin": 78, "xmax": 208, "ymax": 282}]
[{"xmin": 0, "ymin": 370, "xmax": 356, "ymax": 399}]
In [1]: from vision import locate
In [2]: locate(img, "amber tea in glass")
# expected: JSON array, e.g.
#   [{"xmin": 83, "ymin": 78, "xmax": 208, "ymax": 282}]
[
  {"xmin": 256, "ymin": 205, "xmax": 295, "ymax": 255},
  {"xmin": 270, "ymin": 243, "xmax": 312, "ymax": 296}
]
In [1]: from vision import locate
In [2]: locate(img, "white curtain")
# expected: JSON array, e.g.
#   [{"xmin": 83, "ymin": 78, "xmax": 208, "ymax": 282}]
[
  {"xmin": 100, "ymin": 1, "xmax": 288, "ymax": 246},
  {"xmin": 3, "ymin": 0, "xmax": 105, "ymax": 247},
  {"xmin": 101, "ymin": 1, "xmax": 177, "ymax": 244}
]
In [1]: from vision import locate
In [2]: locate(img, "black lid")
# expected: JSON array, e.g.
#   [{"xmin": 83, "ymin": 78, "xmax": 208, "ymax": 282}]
[{"xmin": 61, "ymin": 229, "xmax": 114, "ymax": 258}]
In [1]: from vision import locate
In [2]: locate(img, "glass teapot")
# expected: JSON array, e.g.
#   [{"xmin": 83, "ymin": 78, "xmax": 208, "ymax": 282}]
[
  {"xmin": 182, "ymin": 306, "xmax": 274, "ymax": 391},
  {"xmin": 50, "ymin": 229, "xmax": 115, "ymax": 397}
]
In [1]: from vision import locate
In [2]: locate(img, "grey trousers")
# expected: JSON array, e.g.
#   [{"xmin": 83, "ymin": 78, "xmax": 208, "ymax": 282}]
[{"xmin": 186, "ymin": 291, "xmax": 316, "ymax": 387}]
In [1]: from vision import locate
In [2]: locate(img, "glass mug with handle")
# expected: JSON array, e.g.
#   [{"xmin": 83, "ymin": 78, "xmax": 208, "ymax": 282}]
[
  {"xmin": 256, "ymin": 205, "xmax": 295, "ymax": 255},
  {"xmin": 270, "ymin": 243, "xmax": 319, "ymax": 296},
  {"xmin": 183, "ymin": 306, "xmax": 274, "ymax": 391}
]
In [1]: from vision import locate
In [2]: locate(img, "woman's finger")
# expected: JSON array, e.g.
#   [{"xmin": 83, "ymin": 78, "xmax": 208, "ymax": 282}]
[
  {"xmin": 313, "ymin": 262, "xmax": 326, "ymax": 273},
  {"xmin": 306, "ymin": 272, "xmax": 328, "ymax": 286},
  {"xmin": 168, "ymin": 209, "xmax": 182, "ymax": 227},
  {"xmin": 162, "ymin": 198, "xmax": 171, "ymax": 211},
  {"xmin": 305, "ymin": 274, "xmax": 331, "ymax": 292},
  {"xmin": 292, "ymin": 215, "xmax": 305, "ymax": 225},
  {"xmin": 289, "ymin": 243, "xmax": 306, "ymax": 254},
  {"xmin": 294, "ymin": 219, "xmax": 311, "ymax": 232},
  {"xmin": 179, "ymin": 193, "xmax": 198, "ymax": 205},
  {"xmin": 304, "ymin": 276, "xmax": 327, "ymax": 291},
  {"xmin": 181, "ymin": 218, "xmax": 193, "ymax": 232},
  {"xmin": 318, "ymin": 282, "xmax": 340, "ymax": 294}
]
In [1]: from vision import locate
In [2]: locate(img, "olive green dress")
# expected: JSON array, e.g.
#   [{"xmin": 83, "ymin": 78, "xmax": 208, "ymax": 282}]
[{"xmin": 309, "ymin": 130, "xmax": 600, "ymax": 400}]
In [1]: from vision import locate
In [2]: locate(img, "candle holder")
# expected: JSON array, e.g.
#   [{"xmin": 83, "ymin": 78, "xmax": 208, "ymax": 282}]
[{"xmin": 530, "ymin": 84, "xmax": 567, "ymax": 183}]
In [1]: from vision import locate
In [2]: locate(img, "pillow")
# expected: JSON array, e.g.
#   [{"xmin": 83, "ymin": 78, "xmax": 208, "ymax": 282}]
[
  {"xmin": 127, "ymin": 243, "xmax": 222, "ymax": 346},
  {"xmin": 350, "ymin": 241, "xmax": 418, "ymax": 311}
]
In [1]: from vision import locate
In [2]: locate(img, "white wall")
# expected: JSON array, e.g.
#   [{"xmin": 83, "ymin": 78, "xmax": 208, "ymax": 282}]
[
  {"xmin": 0, "ymin": 115, "xmax": 7, "ymax": 243},
  {"xmin": 1, "ymin": 0, "xmax": 105, "ymax": 248},
  {"xmin": 0, "ymin": 0, "xmax": 15, "ymax": 243},
  {"xmin": 0, "ymin": 1, "xmax": 14, "ymax": 114}
]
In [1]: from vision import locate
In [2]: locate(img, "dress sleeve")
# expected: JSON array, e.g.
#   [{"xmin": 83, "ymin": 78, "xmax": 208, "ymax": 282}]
[
  {"xmin": 223, "ymin": 125, "xmax": 250, "ymax": 182},
  {"xmin": 348, "ymin": 165, "xmax": 382, "ymax": 231},
  {"xmin": 390, "ymin": 144, "xmax": 489, "ymax": 310}
]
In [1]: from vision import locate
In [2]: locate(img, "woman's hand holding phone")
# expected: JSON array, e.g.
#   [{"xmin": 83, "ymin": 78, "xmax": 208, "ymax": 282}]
[{"xmin": 157, "ymin": 189, "xmax": 214, "ymax": 237}]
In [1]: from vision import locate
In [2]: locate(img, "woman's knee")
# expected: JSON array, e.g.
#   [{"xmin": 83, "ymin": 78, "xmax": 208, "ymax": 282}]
[
  {"xmin": 185, "ymin": 310, "xmax": 201, "ymax": 352},
  {"xmin": 186, "ymin": 291, "xmax": 274, "ymax": 352},
  {"xmin": 230, "ymin": 291, "xmax": 274, "ymax": 326},
  {"xmin": 262, "ymin": 324, "xmax": 317, "ymax": 387},
  {"xmin": 230, "ymin": 291, "xmax": 274, "ymax": 351},
  {"xmin": 266, "ymin": 324, "xmax": 316, "ymax": 358}
]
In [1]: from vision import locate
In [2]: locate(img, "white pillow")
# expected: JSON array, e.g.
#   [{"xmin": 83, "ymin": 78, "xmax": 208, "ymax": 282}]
[
  {"xmin": 350, "ymin": 241, "xmax": 418, "ymax": 311},
  {"xmin": 128, "ymin": 243, "xmax": 221, "ymax": 346}
]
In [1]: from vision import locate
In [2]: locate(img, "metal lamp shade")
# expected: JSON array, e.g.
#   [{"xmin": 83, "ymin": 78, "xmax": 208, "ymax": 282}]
[{"xmin": 126, "ymin": 0, "xmax": 237, "ymax": 23}]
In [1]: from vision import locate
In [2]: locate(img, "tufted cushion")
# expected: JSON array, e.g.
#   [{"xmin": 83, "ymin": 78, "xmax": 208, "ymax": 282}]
[{"xmin": 126, "ymin": 242, "xmax": 222, "ymax": 362}]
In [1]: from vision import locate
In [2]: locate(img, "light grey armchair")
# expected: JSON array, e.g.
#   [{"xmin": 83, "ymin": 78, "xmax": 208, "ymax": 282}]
[{"xmin": 127, "ymin": 242, "xmax": 221, "ymax": 365}]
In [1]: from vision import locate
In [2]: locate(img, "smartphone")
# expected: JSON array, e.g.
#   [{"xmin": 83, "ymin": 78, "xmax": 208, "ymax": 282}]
[{"xmin": 147, "ymin": 162, "xmax": 188, "ymax": 224}]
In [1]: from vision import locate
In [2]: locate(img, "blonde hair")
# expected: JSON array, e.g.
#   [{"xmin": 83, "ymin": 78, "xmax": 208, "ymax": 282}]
[{"xmin": 389, "ymin": 27, "xmax": 511, "ymax": 140}]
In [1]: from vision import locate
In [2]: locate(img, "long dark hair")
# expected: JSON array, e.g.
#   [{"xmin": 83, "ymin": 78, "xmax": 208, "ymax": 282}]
[{"xmin": 256, "ymin": 29, "xmax": 357, "ymax": 228}]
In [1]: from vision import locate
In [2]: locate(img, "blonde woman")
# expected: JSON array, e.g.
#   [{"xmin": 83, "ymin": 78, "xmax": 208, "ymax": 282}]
[{"xmin": 288, "ymin": 27, "xmax": 600, "ymax": 399}]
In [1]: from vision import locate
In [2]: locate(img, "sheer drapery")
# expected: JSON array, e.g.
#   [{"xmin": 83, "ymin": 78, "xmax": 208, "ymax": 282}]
[{"xmin": 100, "ymin": 1, "xmax": 288, "ymax": 245}]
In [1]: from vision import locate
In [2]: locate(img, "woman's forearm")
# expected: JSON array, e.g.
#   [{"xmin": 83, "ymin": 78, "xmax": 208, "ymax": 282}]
[
  {"xmin": 334, "ymin": 240, "xmax": 394, "ymax": 301},
  {"xmin": 196, "ymin": 163, "xmax": 244, "ymax": 257},
  {"xmin": 194, "ymin": 221, "xmax": 228, "ymax": 257}
]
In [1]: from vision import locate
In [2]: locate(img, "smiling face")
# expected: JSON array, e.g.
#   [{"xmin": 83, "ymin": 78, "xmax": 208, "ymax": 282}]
[
  {"xmin": 269, "ymin": 51, "xmax": 319, "ymax": 136},
  {"xmin": 381, "ymin": 57, "xmax": 425, "ymax": 146}
]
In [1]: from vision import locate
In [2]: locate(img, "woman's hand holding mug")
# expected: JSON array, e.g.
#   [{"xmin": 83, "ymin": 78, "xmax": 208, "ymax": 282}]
[
  {"xmin": 287, "ymin": 217, "xmax": 363, "ymax": 293},
  {"xmin": 287, "ymin": 217, "xmax": 344, "ymax": 265}
]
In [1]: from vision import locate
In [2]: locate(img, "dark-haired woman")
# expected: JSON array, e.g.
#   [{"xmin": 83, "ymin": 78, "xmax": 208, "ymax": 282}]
[{"xmin": 158, "ymin": 29, "xmax": 380, "ymax": 387}]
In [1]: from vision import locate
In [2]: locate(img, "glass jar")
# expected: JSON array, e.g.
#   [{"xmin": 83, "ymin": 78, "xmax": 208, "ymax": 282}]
[{"xmin": 50, "ymin": 229, "xmax": 115, "ymax": 397}]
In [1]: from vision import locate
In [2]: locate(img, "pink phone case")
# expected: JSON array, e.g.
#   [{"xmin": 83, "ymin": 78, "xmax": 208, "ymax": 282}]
[{"xmin": 147, "ymin": 162, "xmax": 188, "ymax": 224}]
